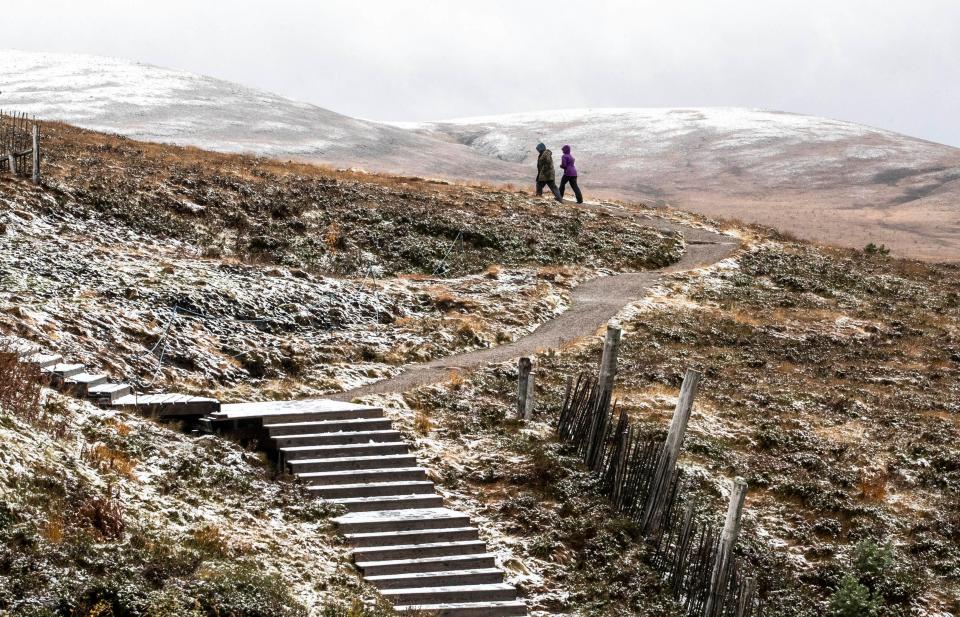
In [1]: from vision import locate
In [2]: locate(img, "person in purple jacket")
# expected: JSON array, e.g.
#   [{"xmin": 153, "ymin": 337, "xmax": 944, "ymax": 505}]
[{"xmin": 559, "ymin": 145, "xmax": 583, "ymax": 203}]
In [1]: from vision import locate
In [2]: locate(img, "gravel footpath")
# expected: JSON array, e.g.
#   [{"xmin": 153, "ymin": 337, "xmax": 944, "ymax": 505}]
[{"xmin": 329, "ymin": 203, "xmax": 739, "ymax": 400}]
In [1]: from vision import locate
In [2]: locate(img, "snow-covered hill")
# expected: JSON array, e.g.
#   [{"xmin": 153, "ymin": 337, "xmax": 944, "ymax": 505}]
[
  {"xmin": 3, "ymin": 49, "xmax": 960, "ymax": 260},
  {"xmin": 0, "ymin": 49, "xmax": 518, "ymax": 182}
]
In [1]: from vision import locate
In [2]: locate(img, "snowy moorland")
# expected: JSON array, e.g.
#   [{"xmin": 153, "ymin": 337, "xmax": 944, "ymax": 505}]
[{"xmin": 3, "ymin": 49, "xmax": 960, "ymax": 259}]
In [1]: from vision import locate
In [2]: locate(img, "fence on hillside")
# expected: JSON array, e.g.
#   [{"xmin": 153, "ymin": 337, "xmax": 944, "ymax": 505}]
[
  {"xmin": 0, "ymin": 110, "xmax": 42, "ymax": 183},
  {"xmin": 521, "ymin": 323, "xmax": 765, "ymax": 617}
]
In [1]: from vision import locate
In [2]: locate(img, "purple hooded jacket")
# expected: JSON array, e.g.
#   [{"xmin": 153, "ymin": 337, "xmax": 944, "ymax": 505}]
[{"xmin": 560, "ymin": 145, "xmax": 578, "ymax": 177}]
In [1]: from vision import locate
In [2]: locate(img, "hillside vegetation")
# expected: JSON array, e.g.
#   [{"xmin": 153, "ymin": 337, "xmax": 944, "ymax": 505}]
[{"xmin": 1, "ymin": 124, "xmax": 958, "ymax": 616}]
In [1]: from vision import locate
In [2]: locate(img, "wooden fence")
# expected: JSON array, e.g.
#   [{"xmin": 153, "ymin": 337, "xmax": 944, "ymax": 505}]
[
  {"xmin": 0, "ymin": 110, "xmax": 41, "ymax": 183},
  {"xmin": 528, "ymin": 321, "xmax": 765, "ymax": 617}
]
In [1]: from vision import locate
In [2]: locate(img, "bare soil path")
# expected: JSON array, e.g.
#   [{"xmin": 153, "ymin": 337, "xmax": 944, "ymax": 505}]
[{"xmin": 329, "ymin": 202, "xmax": 739, "ymax": 401}]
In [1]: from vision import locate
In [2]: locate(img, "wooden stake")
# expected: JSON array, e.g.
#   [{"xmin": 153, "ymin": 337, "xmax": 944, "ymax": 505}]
[
  {"xmin": 598, "ymin": 322, "xmax": 622, "ymax": 397},
  {"xmin": 642, "ymin": 368, "xmax": 701, "ymax": 534},
  {"xmin": 517, "ymin": 357, "xmax": 532, "ymax": 419},
  {"xmin": 523, "ymin": 369, "xmax": 535, "ymax": 420},
  {"xmin": 736, "ymin": 576, "xmax": 756, "ymax": 617},
  {"xmin": 32, "ymin": 123, "xmax": 40, "ymax": 184},
  {"xmin": 705, "ymin": 477, "xmax": 748, "ymax": 617}
]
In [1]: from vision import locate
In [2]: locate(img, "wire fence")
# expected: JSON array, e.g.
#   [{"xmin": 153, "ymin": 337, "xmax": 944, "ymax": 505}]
[
  {"xmin": 0, "ymin": 110, "xmax": 41, "ymax": 181},
  {"xmin": 557, "ymin": 372, "xmax": 764, "ymax": 617}
]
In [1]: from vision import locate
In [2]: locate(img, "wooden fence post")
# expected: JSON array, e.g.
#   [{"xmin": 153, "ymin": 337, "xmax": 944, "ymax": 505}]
[
  {"xmin": 598, "ymin": 322, "xmax": 622, "ymax": 397},
  {"xmin": 705, "ymin": 477, "xmax": 749, "ymax": 617},
  {"xmin": 736, "ymin": 576, "xmax": 756, "ymax": 617},
  {"xmin": 518, "ymin": 357, "xmax": 533, "ymax": 419},
  {"xmin": 31, "ymin": 124, "xmax": 40, "ymax": 184},
  {"xmin": 523, "ymin": 369, "xmax": 535, "ymax": 420},
  {"xmin": 642, "ymin": 368, "xmax": 701, "ymax": 534},
  {"xmin": 7, "ymin": 152, "xmax": 15, "ymax": 176}
]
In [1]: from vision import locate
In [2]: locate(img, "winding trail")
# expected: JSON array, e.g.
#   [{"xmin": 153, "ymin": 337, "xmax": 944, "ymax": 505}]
[{"xmin": 329, "ymin": 203, "xmax": 739, "ymax": 401}]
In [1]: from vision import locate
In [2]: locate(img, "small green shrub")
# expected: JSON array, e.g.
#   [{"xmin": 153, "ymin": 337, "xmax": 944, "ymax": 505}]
[{"xmin": 829, "ymin": 573, "xmax": 881, "ymax": 617}]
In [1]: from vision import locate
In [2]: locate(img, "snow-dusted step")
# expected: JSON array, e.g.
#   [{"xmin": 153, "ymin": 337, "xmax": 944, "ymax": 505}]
[
  {"xmin": 281, "ymin": 442, "xmax": 409, "ymax": 461},
  {"xmin": 297, "ymin": 467, "xmax": 429, "ymax": 486},
  {"xmin": 382, "ymin": 583, "xmax": 517, "ymax": 605},
  {"xmin": 265, "ymin": 417, "xmax": 393, "ymax": 436},
  {"xmin": 42, "ymin": 363, "xmax": 85, "ymax": 383},
  {"xmin": 391, "ymin": 600, "xmax": 527, "ymax": 616},
  {"xmin": 215, "ymin": 400, "xmax": 383, "ymax": 425},
  {"xmin": 308, "ymin": 480, "xmax": 435, "ymax": 499},
  {"xmin": 273, "ymin": 429, "xmax": 403, "ymax": 448},
  {"xmin": 357, "ymin": 553, "xmax": 499, "ymax": 577},
  {"xmin": 63, "ymin": 373, "xmax": 108, "ymax": 395},
  {"xmin": 345, "ymin": 527, "xmax": 479, "ymax": 548},
  {"xmin": 288, "ymin": 453, "xmax": 419, "ymax": 473},
  {"xmin": 330, "ymin": 493, "xmax": 444, "ymax": 513},
  {"xmin": 26, "ymin": 353, "xmax": 62, "ymax": 368},
  {"xmin": 87, "ymin": 382, "xmax": 133, "ymax": 404},
  {"xmin": 112, "ymin": 393, "xmax": 220, "ymax": 416},
  {"xmin": 365, "ymin": 567, "xmax": 502, "ymax": 589},
  {"xmin": 353, "ymin": 540, "xmax": 486, "ymax": 562},
  {"xmin": 335, "ymin": 508, "xmax": 472, "ymax": 534}
]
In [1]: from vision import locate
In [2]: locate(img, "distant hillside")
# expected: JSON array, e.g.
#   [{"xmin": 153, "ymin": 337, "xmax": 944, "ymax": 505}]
[{"xmin": 3, "ymin": 49, "xmax": 960, "ymax": 260}]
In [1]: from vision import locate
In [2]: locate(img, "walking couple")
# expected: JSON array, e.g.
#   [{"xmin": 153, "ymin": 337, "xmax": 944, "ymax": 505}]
[{"xmin": 535, "ymin": 142, "xmax": 583, "ymax": 204}]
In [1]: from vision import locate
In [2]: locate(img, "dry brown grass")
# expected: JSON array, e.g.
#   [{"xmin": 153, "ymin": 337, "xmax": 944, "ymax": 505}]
[
  {"xmin": 447, "ymin": 369, "xmax": 466, "ymax": 390},
  {"xmin": 858, "ymin": 468, "xmax": 889, "ymax": 503},
  {"xmin": 0, "ymin": 349, "xmax": 43, "ymax": 421},
  {"xmin": 77, "ymin": 492, "xmax": 125, "ymax": 540},
  {"xmin": 537, "ymin": 265, "xmax": 575, "ymax": 279},
  {"xmin": 83, "ymin": 443, "xmax": 138, "ymax": 479},
  {"xmin": 40, "ymin": 512, "xmax": 66, "ymax": 545},
  {"xmin": 190, "ymin": 523, "xmax": 232, "ymax": 557},
  {"xmin": 323, "ymin": 222, "xmax": 342, "ymax": 252},
  {"xmin": 414, "ymin": 410, "xmax": 433, "ymax": 435}
]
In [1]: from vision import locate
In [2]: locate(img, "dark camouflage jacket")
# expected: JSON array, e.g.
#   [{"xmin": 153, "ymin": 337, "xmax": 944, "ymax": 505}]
[{"xmin": 537, "ymin": 149, "xmax": 556, "ymax": 182}]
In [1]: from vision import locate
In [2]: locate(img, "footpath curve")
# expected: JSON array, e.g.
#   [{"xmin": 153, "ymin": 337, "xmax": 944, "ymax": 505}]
[{"xmin": 329, "ymin": 203, "xmax": 739, "ymax": 401}]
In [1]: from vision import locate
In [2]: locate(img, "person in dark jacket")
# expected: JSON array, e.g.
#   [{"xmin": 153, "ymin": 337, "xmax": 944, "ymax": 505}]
[
  {"xmin": 535, "ymin": 143, "xmax": 562, "ymax": 202},
  {"xmin": 559, "ymin": 144, "xmax": 583, "ymax": 204}
]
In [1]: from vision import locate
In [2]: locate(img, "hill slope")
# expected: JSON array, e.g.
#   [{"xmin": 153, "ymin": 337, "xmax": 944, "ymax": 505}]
[{"xmin": 3, "ymin": 48, "xmax": 960, "ymax": 259}]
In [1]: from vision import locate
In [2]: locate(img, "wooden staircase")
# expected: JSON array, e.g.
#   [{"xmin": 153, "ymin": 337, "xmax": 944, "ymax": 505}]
[
  {"xmin": 209, "ymin": 401, "xmax": 527, "ymax": 617},
  {"xmin": 22, "ymin": 351, "xmax": 219, "ymax": 417}
]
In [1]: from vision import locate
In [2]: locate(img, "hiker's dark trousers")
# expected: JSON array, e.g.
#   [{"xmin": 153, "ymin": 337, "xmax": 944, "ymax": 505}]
[
  {"xmin": 536, "ymin": 179, "xmax": 561, "ymax": 200},
  {"xmin": 560, "ymin": 175, "xmax": 583, "ymax": 203}
]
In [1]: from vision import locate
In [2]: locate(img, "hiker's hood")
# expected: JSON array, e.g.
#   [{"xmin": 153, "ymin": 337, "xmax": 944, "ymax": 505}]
[
  {"xmin": 536, "ymin": 143, "xmax": 546, "ymax": 153},
  {"xmin": 562, "ymin": 145, "xmax": 571, "ymax": 154}
]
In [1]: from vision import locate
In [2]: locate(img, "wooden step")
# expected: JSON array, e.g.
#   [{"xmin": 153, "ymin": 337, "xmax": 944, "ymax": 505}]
[
  {"xmin": 345, "ymin": 527, "xmax": 479, "ymax": 548},
  {"xmin": 273, "ymin": 429, "xmax": 403, "ymax": 448},
  {"xmin": 265, "ymin": 417, "xmax": 393, "ymax": 436},
  {"xmin": 335, "ymin": 508, "xmax": 471, "ymax": 534},
  {"xmin": 281, "ymin": 442, "xmax": 409, "ymax": 461},
  {"xmin": 392, "ymin": 600, "xmax": 527, "ymax": 616},
  {"xmin": 382, "ymin": 583, "xmax": 517, "ymax": 606},
  {"xmin": 257, "ymin": 408, "xmax": 384, "ymax": 424},
  {"xmin": 328, "ymin": 494, "xmax": 444, "ymax": 513},
  {"xmin": 356, "ymin": 553, "xmax": 498, "ymax": 577},
  {"xmin": 308, "ymin": 480, "xmax": 435, "ymax": 499},
  {"xmin": 87, "ymin": 383, "xmax": 133, "ymax": 404},
  {"xmin": 365, "ymin": 567, "xmax": 502, "ymax": 589},
  {"xmin": 26, "ymin": 353, "xmax": 62, "ymax": 369},
  {"xmin": 288, "ymin": 453, "xmax": 418, "ymax": 473},
  {"xmin": 112, "ymin": 393, "xmax": 219, "ymax": 416},
  {"xmin": 42, "ymin": 363, "xmax": 84, "ymax": 385},
  {"xmin": 296, "ymin": 467, "xmax": 428, "ymax": 486},
  {"xmin": 353, "ymin": 540, "xmax": 486, "ymax": 563},
  {"xmin": 63, "ymin": 373, "xmax": 108, "ymax": 396}
]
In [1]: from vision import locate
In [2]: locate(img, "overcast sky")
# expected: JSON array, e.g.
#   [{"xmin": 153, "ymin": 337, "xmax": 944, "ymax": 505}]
[{"xmin": 5, "ymin": 0, "xmax": 960, "ymax": 146}]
